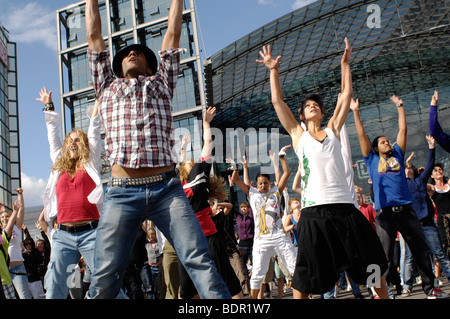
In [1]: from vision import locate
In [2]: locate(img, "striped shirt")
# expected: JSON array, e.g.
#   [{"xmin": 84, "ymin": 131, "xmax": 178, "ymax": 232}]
[{"xmin": 88, "ymin": 48, "xmax": 185, "ymax": 168}]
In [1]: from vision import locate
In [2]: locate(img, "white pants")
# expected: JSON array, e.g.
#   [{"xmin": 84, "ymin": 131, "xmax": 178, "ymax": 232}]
[
  {"xmin": 29, "ymin": 280, "xmax": 45, "ymax": 299},
  {"xmin": 250, "ymin": 234, "xmax": 297, "ymax": 289}
]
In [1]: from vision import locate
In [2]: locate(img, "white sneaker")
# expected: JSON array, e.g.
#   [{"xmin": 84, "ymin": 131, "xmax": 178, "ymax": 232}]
[{"xmin": 427, "ymin": 287, "xmax": 449, "ymax": 299}]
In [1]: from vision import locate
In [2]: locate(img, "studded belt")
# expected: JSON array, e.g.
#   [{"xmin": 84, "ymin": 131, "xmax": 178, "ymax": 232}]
[{"xmin": 110, "ymin": 169, "xmax": 177, "ymax": 187}]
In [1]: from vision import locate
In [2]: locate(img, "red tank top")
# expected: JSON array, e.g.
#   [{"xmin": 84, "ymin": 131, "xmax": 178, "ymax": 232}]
[{"xmin": 56, "ymin": 169, "xmax": 100, "ymax": 224}]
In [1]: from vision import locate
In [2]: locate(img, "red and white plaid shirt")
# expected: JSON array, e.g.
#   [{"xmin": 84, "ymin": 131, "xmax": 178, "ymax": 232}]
[{"xmin": 88, "ymin": 48, "xmax": 185, "ymax": 168}]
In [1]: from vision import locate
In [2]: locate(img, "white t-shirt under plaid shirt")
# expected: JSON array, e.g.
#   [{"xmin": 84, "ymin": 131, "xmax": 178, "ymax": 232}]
[{"xmin": 88, "ymin": 48, "xmax": 186, "ymax": 168}]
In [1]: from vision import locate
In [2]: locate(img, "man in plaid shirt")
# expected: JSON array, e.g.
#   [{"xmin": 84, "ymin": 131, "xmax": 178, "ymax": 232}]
[{"xmin": 85, "ymin": 0, "xmax": 230, "ymax": 299}]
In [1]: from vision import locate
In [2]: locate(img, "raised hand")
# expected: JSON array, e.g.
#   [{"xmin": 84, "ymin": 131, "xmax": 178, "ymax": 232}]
[
  {"xmin": 426, "ymin": 135, "xmax": 435, "ymax": 149},
  {"xmin": 390, "ymin": 95, "xmax": 403, "ymax": 106},
  {"xmin": 341, "ymin": 37, "xmax": 352, "ymax": 64},
  {"xmin": 181, "ymin": 133, "xmax": 191, "ymax": 150},
  {"xmin": 241, "ymin": 155, "xmax": 248, "ymax": 168},
  {"xmin": 256, "ymin": 45, "xmax": 281, "ymax": 70},
  {"xmin": 36, "ymin": 87, "xmax": 53, "ymax": 105},
  {"xmin": 225, "ymin": 158, "xmax": 238, "ymax": 171},
  {"xmin": 350, "ymin": 98, "xmax": 360, "ymax": 112},
  {"xmin": 278, "ymin": 144, "xmax": 292, "ymax": 157},
  {"xmin": 431, "ymin": 90, "xmax": 438, "ymax": 106},
  {"xmin": 204, "ymin": 106, "xmax": 216, "ymax": 124}
]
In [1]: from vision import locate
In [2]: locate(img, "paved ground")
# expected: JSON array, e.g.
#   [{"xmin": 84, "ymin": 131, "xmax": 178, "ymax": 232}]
[{"xmin": 258, "ymin": 274, "xmax": 450, "ymax": 300}]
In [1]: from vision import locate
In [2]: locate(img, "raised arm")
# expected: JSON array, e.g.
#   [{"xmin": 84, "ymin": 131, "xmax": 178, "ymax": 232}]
[
  {"xmin": 429, "ymin": 91, "xmax": 450, "ymax": 152},
  {"xmin": 419, "ymin": 135, "xmax": 435, "ymax": 182},
  {"xmin": 36, "ymin": 87, "xmax": 63, "ymax": 163},
  {"xmin": 269, "ymin": 150, "xmax": 281, "ymax": 186},
  {"xmin": 87, "ymin": 99, "xmax": 103, "ymax": 172},
  {"xmin": 328, "ymin": 37, "xmax": 353, "ymax": 138},
  {"xmin": 241, "ymin": 155, "xmax": 251, "ymax": 187},
  {"xmin": 179, "ymin": 133, "xmax": 190, "ymax": 163},
  {"xmin": 4, "ymin": 189, "xmax": 22, "ymax": 239},
  {"xmin": 256, "ymin": 45, "xmax": 303, "ymax": 147},
  {"xmin": 390, "ymin": 95, "xmax": 407, "ymax": 152},
  {"xmin": 37, "ymin": 208, "xmax": 49, "ymax": 234},
  {"xmin": 277, "ymin": 146, "xmax": 291, "ymax": 193},
  {"xmin": 13, "ymin": 188, "xmax": 24, "ymax": 229},
  {"xmin": 85, "ymin": 0, "xmax": 106, "ymax": 52},
  {"xmin": 405, "ymin": 152, "xmax": 415, "ymax": 168},
  {"xmin": 292, "ymin": 161, "xmax": 302, "ymax": 196},
  {"xmin": 161, "ymin": 0, "xmax": 183, "ymax": 51},
  {"xmin": 212, "ymin": 202, "xmax": 234, "ymax": 216},
  {"xmin": 350, "ymin": 98, "xmax": 372, "ymax": 157},
  {"xmin": 231, "ymin": 168, "xmax": 250, "ymax": 196},
  {"xmin": 201, "ymin": 106, "xmax": 216, "ymax": 160}
]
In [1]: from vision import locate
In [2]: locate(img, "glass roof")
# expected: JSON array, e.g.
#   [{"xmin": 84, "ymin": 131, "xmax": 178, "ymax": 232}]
[{"xmin": 206, "ymin": 0, "xmax": 450, "ymax": 196}]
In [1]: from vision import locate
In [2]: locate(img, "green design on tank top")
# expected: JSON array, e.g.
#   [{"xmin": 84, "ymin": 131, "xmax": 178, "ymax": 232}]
[{"xmin": 300, "ymin": 148, "xmax": 315, "ymax": 207}]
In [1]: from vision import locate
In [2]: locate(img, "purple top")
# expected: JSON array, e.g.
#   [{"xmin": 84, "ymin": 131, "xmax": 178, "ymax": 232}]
[
  {"xmin": 235, "ymin": 209, "xmax": 254, "ymax": 241},
  {"xmin": 429, "ymin": 104, "xmax": 450, "ymax": 153}
]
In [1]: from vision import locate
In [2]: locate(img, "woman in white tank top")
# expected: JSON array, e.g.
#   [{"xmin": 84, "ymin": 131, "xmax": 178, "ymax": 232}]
[{"xmin": 256, "ymin": 38, "xmax": 389, "ymax": 299}]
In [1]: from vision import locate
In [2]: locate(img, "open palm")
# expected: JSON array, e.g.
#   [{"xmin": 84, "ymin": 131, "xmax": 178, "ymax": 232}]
[{"xmin": 256, "ymin": 45, "xmax": 281, "ymax": 70}]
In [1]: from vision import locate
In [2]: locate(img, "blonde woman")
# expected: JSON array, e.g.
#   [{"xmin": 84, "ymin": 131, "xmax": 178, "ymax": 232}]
[{"xmin": 37, "ymin": 87, "xmax": 103, "ymax": 299}]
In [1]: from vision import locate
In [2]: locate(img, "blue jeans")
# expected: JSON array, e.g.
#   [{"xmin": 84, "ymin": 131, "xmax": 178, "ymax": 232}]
[
  {"xmin": 44, "ymin": 227, "xmax": 96, "ymax": 299},
  {"xmin": 422, "ymin": 225, "xmax": 450, "ymax": 280},
  {"xmin": 239, "ymin": 244, "xmax": 253, "ymax": 266},
  {"xmin": 147, "ymin": 265, "xmax": 160, "ymax": 299},
  {"xmin": 339, "ymin": 272, "xmax": 361, "ymax": 296},
  {"xmin": 401, "ymin": 240, "xmax": 418, "ymax": 291},
  {"xmin": 9, "ymin": 263, "xmax": 32, "ymax": 299},
  {"xmin": 403, "ymin": 224, "xmax": 450, "ymax": 290},
  {"xmin": 87, "ymin": 175, "xmax": 231, "ymax": 299}
]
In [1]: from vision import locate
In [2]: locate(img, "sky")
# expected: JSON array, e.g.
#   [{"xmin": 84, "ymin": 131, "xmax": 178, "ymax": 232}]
[{"xmin": 0, "ymin": 0, "xmax": 315, "ymax": 206}]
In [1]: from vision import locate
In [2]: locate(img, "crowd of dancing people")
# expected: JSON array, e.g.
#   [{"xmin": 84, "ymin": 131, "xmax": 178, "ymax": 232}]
[{"xmin": 0, "ymin": 0, "xmax": 450, "ymax": 300}]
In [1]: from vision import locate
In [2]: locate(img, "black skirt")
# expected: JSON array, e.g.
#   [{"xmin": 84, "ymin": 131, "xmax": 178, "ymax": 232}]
[
  {"xmin": 291, "ymin": 203, "xmax": 388, "ymax": 294},
  {"xmin": 179, "ymin": 232, "xmax": 242, "ymax": 298}
]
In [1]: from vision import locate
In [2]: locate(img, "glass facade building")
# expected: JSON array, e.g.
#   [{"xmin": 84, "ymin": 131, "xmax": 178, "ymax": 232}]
[
  {"xmin": 0, "ymin": 24, "xmax": 20, "ymax": 209},
  {"xmin": 56, "ymin": 0, "xmax": 206, "ymax": 180},
  {"xmin": 204, "ymin": 0, "xmax": 450, "ymax": 204}
]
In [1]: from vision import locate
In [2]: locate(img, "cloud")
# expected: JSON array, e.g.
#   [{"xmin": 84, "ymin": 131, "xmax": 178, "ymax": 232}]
[
  {"xmin": 20, "ymin": 172, "xmax": 47, "ymax": 207},
  {"xmin": 291, "ymin": 0, "xmax": 316, "ymax": 10},
  {"xmin": 0, "ymin": 2, "xmax": 57, "ymax": 51},
  {"xmin": 257, "ymin": 0, "xmax": 274, "ymax": 5}
]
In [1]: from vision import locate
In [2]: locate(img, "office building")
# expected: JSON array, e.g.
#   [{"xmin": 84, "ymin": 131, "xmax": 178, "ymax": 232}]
[{"xmin": 0, "ymin": 24, "xmax": 21, "ymax": 209}]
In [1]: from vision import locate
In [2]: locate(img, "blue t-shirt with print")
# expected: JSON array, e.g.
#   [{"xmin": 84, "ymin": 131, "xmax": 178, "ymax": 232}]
[{"xmin": 363, "ymin": 144, "xmax": 412, "ymax": 210}]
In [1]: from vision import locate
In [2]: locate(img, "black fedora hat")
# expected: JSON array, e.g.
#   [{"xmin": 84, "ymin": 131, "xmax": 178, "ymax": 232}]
[{"xmin": 112, "ymin": 44, "xmax": 158, "ymax": 77}]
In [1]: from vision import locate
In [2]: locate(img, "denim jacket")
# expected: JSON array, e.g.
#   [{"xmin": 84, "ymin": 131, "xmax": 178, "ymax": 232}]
[{"xmin": 43, "ymin": 108, "xmax": 104, "ymax": 224}]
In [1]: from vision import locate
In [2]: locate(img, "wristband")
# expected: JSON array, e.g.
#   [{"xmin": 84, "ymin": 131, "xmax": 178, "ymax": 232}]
[
  {"xmin": 278, "ymin": 146, "xmax": 288, "ymax": 158},
  {"xmin": 43, "ymin": 102, "xmax": 55, "ymax": 112},
  {"xmin": 396, "ymin": 103, "xmax": 403, "ymax": 108}
]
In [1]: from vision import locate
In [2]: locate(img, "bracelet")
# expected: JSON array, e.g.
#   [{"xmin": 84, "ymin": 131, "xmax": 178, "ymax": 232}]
[
  {"xmin": 42, "ymin": 102, "xmax": 54, "ymax": 112},
  {"xmin": 396, "ymin": 103, "xmax": 403, "ymax": 108}
]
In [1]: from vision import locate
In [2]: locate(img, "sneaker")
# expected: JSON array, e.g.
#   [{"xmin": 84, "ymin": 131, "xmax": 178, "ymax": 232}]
[
  {"xmin": 416, "ymin": 276, "xmax": 422, "ymax": 285},
  {"xmin": 401, "ymin": 288, "xmax": 411, "ymax": 297},
  {"xmin": 427, "ymin": 287, "xmax": 449, "ymax": 299},
  {"xmin": 434, "ymin": 278, "xmax": 443, "ymax": 287}
]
